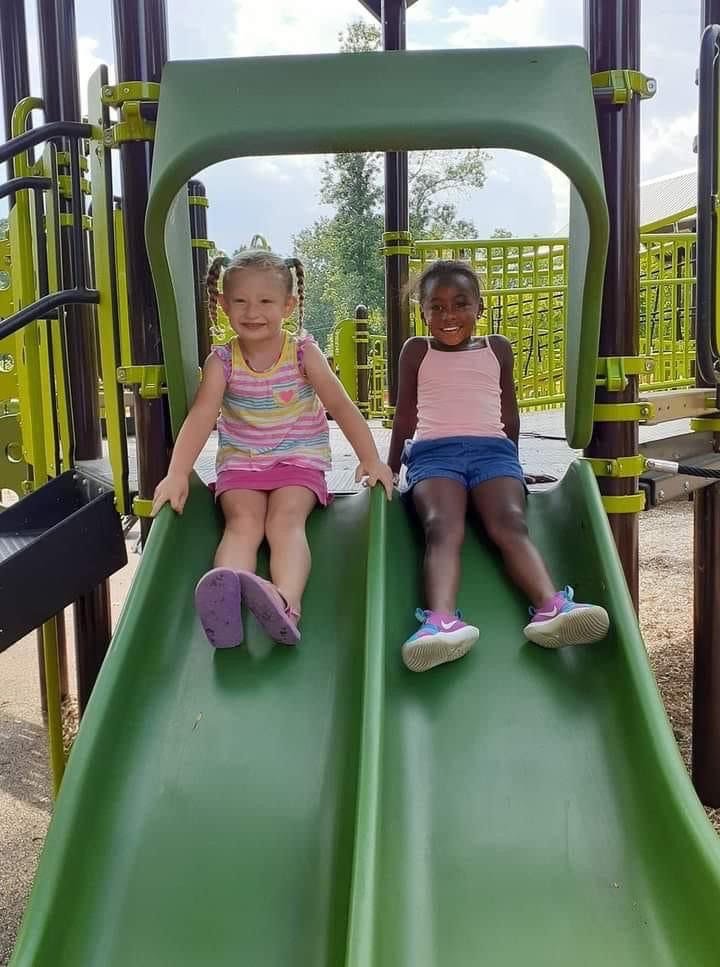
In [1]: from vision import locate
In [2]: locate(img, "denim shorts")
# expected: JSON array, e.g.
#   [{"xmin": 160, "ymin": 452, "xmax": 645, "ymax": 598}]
[{"xmin": 403, "ymin": 436, "xmax": 524, "ymax": 491}]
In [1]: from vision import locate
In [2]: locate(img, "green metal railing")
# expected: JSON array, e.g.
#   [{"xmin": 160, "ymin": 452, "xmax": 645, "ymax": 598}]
[
  {"xmin": 331, "ymin": 233, "xmax": 698, "ymax": 417},
  {"xmin": 639, "ymin": 233, "xmax": 696, "ymax": 390}
]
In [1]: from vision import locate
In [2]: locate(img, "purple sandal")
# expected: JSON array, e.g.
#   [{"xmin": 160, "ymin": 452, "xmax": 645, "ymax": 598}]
[
  {"xmin": 194, "ymin": 568, "xmax": 244, "ymax": 648},
  {"xmin": 237, "ymin": 571, "xmax": 301, "ymax": 646}
]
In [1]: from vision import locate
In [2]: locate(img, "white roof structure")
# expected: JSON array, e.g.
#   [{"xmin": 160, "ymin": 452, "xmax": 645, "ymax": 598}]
[
  {"xmin": 640, "ymin": 168, "xmax": 696, "ymax": 231},
  {"xmin": 555, "ymin": 167, "xmax": 697, "ymax": 236}
]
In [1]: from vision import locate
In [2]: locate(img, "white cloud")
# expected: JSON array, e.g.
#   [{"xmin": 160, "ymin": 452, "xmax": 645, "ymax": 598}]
[
  {"xmin": 487, "ymin": 165, "xmax": 511, "ymax": 184},
  {"xmin": 230, "ymin": 0, "xmax": 375, "ymax": 57},
  {"xmin": 409, "ymin": 0, "xmax": 436, "ymax": 23},
  {"xmin": 641, "ymin": 109, "xmax": 697, "ymax": 177},
  {"xmin": 444, "ymin": 0, "xmax": 580, "ymax": 48},
  {"xmin": 76, "ymin": 36, "xmax": 105, "ymax": 115},
  {"xmin": 247, "ymin": 153, "xmax": 324, "ymax": 182},
  {"xmin": 542, "ymin": 161, "xmax": 570, "ymax": 234}
]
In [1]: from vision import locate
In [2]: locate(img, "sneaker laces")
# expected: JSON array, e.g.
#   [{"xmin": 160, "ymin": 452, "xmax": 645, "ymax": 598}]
[
  {"xmin": 414, "ymin": 608, "xmax": 463, "ymax": 624},
  {"xmin": 528, "ymin": 586, "xmax": 575, "ymax": 618}
]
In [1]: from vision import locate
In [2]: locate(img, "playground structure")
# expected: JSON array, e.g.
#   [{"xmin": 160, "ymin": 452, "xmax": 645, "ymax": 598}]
[{"xmin": 2, "ymin": 0, "xmax": 720, "ymax": 963}]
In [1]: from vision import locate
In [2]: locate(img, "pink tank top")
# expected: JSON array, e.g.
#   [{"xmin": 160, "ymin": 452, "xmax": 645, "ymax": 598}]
[{"xmin": 416, "ymin": 338, "xmax": 506, "ymax": 441}]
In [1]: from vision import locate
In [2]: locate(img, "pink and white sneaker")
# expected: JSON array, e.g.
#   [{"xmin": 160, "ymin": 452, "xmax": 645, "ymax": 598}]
[
  {"xmin": 401, "ymin": 609, "xmax": 479, "ymax": 673},
  {"xmin": 524, "ymin": 587, "xmax": 609, "ymax": 649}
]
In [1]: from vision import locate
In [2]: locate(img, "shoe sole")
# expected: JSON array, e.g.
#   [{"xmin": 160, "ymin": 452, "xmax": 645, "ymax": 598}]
[
  {"xmin": 194, "ymin": 568, "xmax": 243, "ymax": 648},
  {"xmin": 238, "ymin": 571, "xmax": 301, "ymax": 646},
  {"xmin": 402, "ymin": 627, "xmax": 479, "ymax": 673},
  {"xmin": 524, "ymin": 605, "xmax": 609, "ymax": 649}
]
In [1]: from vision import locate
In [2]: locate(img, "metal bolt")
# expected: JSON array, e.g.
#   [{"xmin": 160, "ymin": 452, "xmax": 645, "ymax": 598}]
[
  {"xmin": 646, "ymin": 78, "xmax": 657, "ymax": 95},
  {"xmin": 658, "ymin": 489, "xmax": 665, "ymax": 502},
  {"xmin": 606, "ymin": 462, "xmax": 614, "ymax": 474},
  {"xmin": 683, "ymin": 481, "xmax": 690, "ymax": 492}
]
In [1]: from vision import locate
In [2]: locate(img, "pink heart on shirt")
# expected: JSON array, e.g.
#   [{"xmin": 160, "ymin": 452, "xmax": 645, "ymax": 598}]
[{"xmin": 278, "ymin": 389, "xmax": 295, "ymax": 404}]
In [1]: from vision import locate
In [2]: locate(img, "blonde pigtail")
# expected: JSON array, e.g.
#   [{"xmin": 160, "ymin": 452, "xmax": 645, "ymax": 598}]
[
  {"xmin": 205, "ymin": 254, "xmax": 230, "ymax": 325},
  {"xmin": 285, "ymin": 256, "xmax": 306, "ymax": 330}
]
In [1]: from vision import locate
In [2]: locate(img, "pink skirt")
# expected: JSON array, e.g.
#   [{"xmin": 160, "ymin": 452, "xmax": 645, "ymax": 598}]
[{"xmin": 212, "ymin": 464, "xmax": 331, "ymax": 506}]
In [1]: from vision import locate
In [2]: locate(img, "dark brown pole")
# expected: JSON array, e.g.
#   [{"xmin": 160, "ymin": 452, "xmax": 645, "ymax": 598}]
[
  {"xmin": 703, "ymin": 0, "xmax": 720, "ymax": 26},
  {"xmin": 693, "ymin": 0, "xmax": 720, "ymax": 806},
  {"xmin": 584, "ymin": 0, "xmax": 641, "ymax": 608},
  {"xmin": 188, "ymin": 180, "xmax": 211, "ymax": 362},
  {"xmin": 112, "ymin": 0, "xmax": 170, "ymax": 544},
  {"xmin": 37, "ymin": 0, "xmax": 102, "ymax": 461},
  {"xmin": 38, "ymin": 0, "xmax": 109, "ymax": 712},
  {"xmin": 355, "ymin": 303, "xmax": 369, "ymax": 416},
  {"xmin": 381, "ymin": 0, "xmax": 410, "ymax": 408},
  {"xmin": 0, "ymin": 0, "xmax": 31, "ymax": 186},
  {"xmin": 0, "ymin": 0, "xmax": 55, "ymax": 712}
]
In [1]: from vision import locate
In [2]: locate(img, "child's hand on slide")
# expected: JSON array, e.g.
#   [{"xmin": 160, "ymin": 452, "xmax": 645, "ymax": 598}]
[
  {"xmin": 355, "ymin": 459, "xmax": 394, "ymax": 500},
  {"xmin": 151, "ymin": 472, "xmax": 190, "ymax": 516}
]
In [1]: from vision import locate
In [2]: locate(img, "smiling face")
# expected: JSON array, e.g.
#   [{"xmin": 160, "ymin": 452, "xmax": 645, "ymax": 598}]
[
  {"xmin": 420, "ymin": 272, "xmax": 483, "ymax": 348},
  {"xmin": 219, "ymin": 267, "xmax": 297, "ymax": 344}
]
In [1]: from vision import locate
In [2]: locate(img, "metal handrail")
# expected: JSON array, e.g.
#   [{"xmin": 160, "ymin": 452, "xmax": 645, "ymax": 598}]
[
  {"xmin": 0, "ymin": 289, "xmax": 99, "ymax": 342},
  {"xmin": 0, "ymin": 175, "xmax": 52, "ymax": 201},
  {"xmin": 0, "ymin": 120, "xmax": 92, "ymax": 166}
]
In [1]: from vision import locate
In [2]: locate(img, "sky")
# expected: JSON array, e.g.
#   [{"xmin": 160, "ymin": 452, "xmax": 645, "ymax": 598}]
[{"xmin": 0, "ymin": 0, "xmax": 702, "ymax": 253}]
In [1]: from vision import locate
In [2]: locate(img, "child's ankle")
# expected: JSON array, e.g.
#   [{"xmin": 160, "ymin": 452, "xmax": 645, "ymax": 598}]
[
  {"xmin": 426, "ymin": 609, "xmax": 458, "ymax": 623},
  {"xmin": 276, "ymin": 587, "xmax": 301, "ymax": 621}
]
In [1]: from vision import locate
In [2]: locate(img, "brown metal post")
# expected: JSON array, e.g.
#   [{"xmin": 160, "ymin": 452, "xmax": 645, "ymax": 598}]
[
  {"xmin": 584, "ymin": 0, "xmax": 641, "ymax": 608},
  {"xmin": 188, "ymin": 180, "xmax": 211, "ymax": 362},
  {"xmin": 381, "ymin": 0, "xmax": 410, "ymax": 407},
  {"xmin": 37, "ymin": 0, "xmax": 102, "ymax": 461},
  {"xmin": 112, "ymin": 0, "xmax": 170, "ymax": 543},
  {"xmin": 0, "ymin": 0, "xmax": 56, "ymax": 711},
  {"xmin": 37, "ymin": 0, "xmax": 110, "ymax": 708},
  {"xmin": 355, "ymin": 304, "xmax": 370, "ymax": 417},
  {"xmin": 692, "ymin": 1, "xmax": 720, "ymax": 805},
  {"xmin": 0, "ymin": 0, "xmax": 31, "ymax": 187},
  {"xmin": 703, "ymin": 0, "xmax": 720, "ymax": 26}
]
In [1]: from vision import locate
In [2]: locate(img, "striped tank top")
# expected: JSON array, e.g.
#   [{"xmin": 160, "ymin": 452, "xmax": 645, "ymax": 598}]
[{"xmin": 212, "ymin": 333, "xmax": 331, "ymax": 474}]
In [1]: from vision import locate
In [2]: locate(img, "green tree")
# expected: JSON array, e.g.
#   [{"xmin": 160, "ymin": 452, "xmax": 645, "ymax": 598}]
[
  {"xmin": 0, "ymin": 217, "xmax": 7, "ymax": 240},
  {"xmin": 491, "ymin": 227, "xmax": 513, "ymax": 238},
  {"xmin": 338, "ymin": 19, "xmax": 381, "ymax": 51}
]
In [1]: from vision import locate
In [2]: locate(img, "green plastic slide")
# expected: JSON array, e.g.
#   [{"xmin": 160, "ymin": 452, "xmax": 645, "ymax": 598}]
[{"xmin": 11, "ymin": 461, "xmax": 720, "ymax": 965}]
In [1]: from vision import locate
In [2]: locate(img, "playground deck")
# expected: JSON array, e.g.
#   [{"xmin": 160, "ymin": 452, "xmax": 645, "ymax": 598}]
[{"xmin": 77, "ymin": 409, "xmax": 695, "ymax": 498}]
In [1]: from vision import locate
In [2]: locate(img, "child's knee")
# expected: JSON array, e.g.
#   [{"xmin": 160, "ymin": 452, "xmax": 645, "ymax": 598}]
[
  {"xmin": 484, "ymin": 507, "xmax": 528, "ymax": 546},
  {"xmin": 424, "ymin": 513, "xmax": 465, "ymax": 549},
  {"xmin": 265, "ymin": 509, "xmax": 306, "ymax": 545},
  {"xmin": 225, "ymin": 509, "xmax": 265, "ymax": 543}
]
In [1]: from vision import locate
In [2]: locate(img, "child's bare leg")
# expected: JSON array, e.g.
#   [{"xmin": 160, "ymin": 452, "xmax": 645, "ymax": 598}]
[
  {"xmin": 215, "ymin": 490, "xmax": 268, "ymax": 570},
  {"xmin": 470, "ymin": 478, "xmax": 555, "ymax": 607},
  {"xmin": 264, "ymin": 486, "xmax": 317, "ymax": 614},
  {"xmin": 412, "ymin": 478, "xmax": 468, "ymax": 613}
]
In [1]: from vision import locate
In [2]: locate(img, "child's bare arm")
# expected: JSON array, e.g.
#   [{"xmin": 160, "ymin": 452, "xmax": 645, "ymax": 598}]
[
  {"xmin": 387, "ymin": 338, "xmax": 427, "ymax": 474},
  {"xmin": 302, "ymin": 342, "xmax": 394, "ymax": 499},
  {"xmin": 152, "ymin": 354, "xmax": 226, "ymax": 515},
  {"xmin": 491, "ymin": 335, "xmax": 520, "ymax": 446}
]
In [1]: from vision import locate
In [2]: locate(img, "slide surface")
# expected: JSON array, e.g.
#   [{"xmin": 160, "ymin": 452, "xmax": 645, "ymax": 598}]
[{"xmin": 11, "ymin": 463, "xmax": 720, "ymax": 966}]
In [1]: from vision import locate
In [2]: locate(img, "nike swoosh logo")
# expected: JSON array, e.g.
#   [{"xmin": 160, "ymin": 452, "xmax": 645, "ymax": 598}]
[
  {"xmin": 441, "ymin": 621, "xmax": 458, "ymax": 631},
  {"xmin": 536, "ymin": 607, "xmax": 559, "ymax": 620}
]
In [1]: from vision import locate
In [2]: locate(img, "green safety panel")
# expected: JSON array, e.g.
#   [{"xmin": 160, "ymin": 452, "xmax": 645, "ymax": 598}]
[
  {"xmin": 11, "ymin": 468, "xmax": 720, "ymax": 964},
  {"xmin": 145, "ymin": 48, "xmax": 608, "ymax": 448}
]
